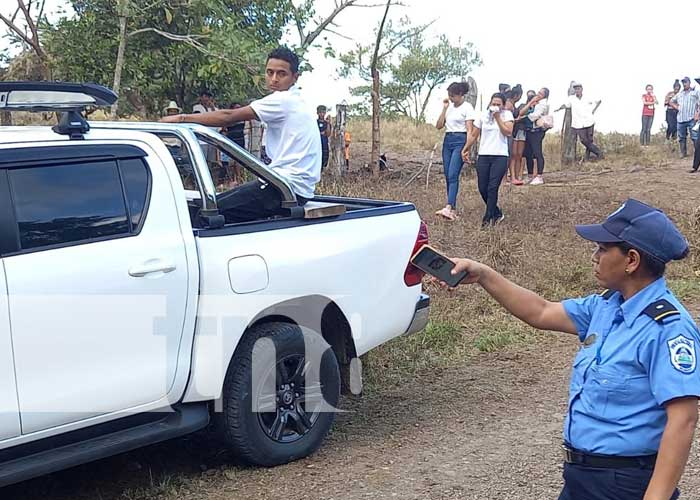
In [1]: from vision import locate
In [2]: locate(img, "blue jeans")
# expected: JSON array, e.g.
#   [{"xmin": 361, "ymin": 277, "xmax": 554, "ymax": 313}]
[
  {"xmin": 442, "ymin": 132, "xmax": 467, "ymax": 207},
  {"xmin": 678, "ymin": 119, "xmax": 698, "ymax": 153}
]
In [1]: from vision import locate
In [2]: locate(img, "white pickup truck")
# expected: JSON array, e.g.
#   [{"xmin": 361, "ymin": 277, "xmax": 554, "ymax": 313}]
[{"xmin": 0, "ymin": 82, "xmax": 430, "ymax": 486}]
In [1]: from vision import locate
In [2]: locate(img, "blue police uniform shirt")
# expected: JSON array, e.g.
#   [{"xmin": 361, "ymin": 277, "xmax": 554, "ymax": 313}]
[{"xmin": 562, "ymin": 277, "xmax": 700, "ymax": 456}]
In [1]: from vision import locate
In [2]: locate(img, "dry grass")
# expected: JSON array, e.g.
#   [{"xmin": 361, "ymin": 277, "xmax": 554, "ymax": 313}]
[{"xmin": 324, "ymin": 120, "xmax": 700, "ymax": 389}]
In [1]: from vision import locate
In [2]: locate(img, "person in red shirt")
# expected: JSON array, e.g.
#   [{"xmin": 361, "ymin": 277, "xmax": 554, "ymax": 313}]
[{"xmin": 641, "ymin": 84, "xmax": 658, "ymax": 146}]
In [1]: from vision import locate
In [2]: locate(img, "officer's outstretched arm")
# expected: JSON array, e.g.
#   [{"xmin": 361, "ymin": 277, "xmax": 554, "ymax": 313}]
[{"xmin": 450, "ymin": 258, "xmax": 578, "ymax": 335}]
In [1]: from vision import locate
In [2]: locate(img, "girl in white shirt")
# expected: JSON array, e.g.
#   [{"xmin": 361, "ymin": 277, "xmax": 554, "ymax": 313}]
[
  {"xmin": 462, "ymin": 93, "xmax": 514, "ymax": 228},
  {"xmin": 435, "ymin": 82, "xmax": 475, "ymax": 221}
]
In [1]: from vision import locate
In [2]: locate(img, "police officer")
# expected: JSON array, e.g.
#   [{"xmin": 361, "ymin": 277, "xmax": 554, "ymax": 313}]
[{"xmin": 447, "ymin": 199, "xmax": 700, "ymax": 499}]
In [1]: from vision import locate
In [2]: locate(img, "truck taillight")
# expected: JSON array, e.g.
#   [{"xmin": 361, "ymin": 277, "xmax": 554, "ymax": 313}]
[{"xmin": 403, "ymin": 220, "xmax": 429, "ymax": 286}]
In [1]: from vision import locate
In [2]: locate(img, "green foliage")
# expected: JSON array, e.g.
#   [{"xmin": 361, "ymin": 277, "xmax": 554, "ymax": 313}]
[
  {"xmin": 42, "ymin": 0, "xmax": 295, "ymax": 116},
  {"xmin": 339, "ymin": 19, "xmax": 481, "ymax": 123}
]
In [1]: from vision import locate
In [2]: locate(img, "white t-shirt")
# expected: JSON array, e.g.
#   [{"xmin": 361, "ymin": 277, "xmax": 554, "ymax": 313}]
[
  {"xmin": 473, "ymin": 110, "xmax": 514, "ymax": 156},
  {"xmin": 566, "ymin": 95, "xmax": 596, "ymax": 129},
  {"xmin": 250, "ymin": 86, "xmax": 321, "ymax": 199},
  {"xmin": 445, "ymin": 102, "xmax": 475, "ymax": 132}
]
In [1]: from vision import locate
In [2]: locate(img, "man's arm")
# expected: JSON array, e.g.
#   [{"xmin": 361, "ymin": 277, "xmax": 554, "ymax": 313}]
[
  {"xmin": 643, "ymin": 397, "xmax": 698, "ymax": 500},
  {"xmin": 449, "ymin": 259, "xmax": 578, "ymax": 334},
  {"xmin": 161, "ymin": 106, "xmax": 259, "ymax": 127}
]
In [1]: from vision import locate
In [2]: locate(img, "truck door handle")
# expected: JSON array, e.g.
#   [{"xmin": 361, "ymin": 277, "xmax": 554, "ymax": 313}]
[{"xmin": 128, "ymin": 260, "xmax": 177, "ymax": 277}]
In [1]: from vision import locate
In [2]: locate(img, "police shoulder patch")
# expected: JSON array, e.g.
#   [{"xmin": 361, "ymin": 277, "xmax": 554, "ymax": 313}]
[
  {"xmin": 643, "ymin": 299, "xmax": 681, "ymax": 322},
  {"xmin": 667, "ymin": 335, "xmax": 696, "ymax": 373}
]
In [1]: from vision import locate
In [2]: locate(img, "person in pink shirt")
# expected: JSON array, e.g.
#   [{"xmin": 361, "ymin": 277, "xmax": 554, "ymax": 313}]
[{"xmin": 640, "ymin": 84, "xmax": 658, "ymax": 146}]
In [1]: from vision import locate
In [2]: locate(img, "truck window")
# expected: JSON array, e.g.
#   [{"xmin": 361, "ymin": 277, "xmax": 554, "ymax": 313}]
[{"xmin": 8, "ymin": 159, "xmax": 147, "ymax": 251}]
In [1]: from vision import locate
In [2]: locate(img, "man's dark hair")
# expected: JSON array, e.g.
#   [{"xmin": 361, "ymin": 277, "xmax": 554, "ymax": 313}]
[
  {"xmin": 317, "ymin": 105, "xmax": 327, "ymax": 113},
  {"xmin": 199, "ymin": 90, "xmax": 213, "ymax": 97},
  {"xmin": 267, "ymin": 46, "xmax": 300, "ymax": 73},
  {"xmin": 612, "ymin": 242, "xmax": 667, "ymax": 278},
  {"xmin": 447, "ymin": 81, "xmax": 469, "ymax": 96},
  {"xmin": 541, "ymin": 87, "xmax": 550, "ymax": 99},
  {"xmin": 498, "ymin": 83, "xmax": 510, "ymax": 93}
]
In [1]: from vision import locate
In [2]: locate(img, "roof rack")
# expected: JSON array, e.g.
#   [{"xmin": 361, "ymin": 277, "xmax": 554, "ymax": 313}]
[{"xmin": 0, "ymin": 81, "xmax": 118, "ymax": 140}]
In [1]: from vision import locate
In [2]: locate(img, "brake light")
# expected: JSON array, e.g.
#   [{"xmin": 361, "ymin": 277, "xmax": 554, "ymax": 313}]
[{"xmin": 404, "ymin": 220, "xmax": 429, "ymax": 286}]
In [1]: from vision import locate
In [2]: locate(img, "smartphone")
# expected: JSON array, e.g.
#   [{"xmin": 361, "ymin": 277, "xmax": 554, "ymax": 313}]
[{"xmin": 410, "ymin": 244, "xmax": 468, "ymax": 287}]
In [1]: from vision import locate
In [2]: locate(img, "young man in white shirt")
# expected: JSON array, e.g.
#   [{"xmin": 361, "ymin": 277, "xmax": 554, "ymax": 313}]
[
  {"xmin": 562, "ymin": 82, "xmax": 604, "ymax": 161},
  {"xmin": 161, "ymin": 47, "xmax": 321, "ymax": 222}
]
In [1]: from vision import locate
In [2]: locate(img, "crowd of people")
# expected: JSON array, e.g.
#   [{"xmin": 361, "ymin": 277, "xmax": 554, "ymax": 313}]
[
  {"xmin": 434, "ymin": 80, "xmax": 603, "ymax": 227},
  {"xmin": 434, "ymin": 76, "xmax": 700, "ymax": 228}
]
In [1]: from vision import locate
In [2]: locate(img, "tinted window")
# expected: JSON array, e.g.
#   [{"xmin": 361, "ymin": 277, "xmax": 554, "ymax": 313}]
[
  {"xmin": 120, "ymin": 158, "xmax": 149, "ymax": 229},
  {"xmin": 9, "ymin": 161, "xmax": 129, "ymax": 250}
]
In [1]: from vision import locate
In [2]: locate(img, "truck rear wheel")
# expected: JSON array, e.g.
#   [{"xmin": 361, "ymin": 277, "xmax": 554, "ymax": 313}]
[{"xmin": 217, "ymin": 322, "xmax": 340, "ymax": 466}]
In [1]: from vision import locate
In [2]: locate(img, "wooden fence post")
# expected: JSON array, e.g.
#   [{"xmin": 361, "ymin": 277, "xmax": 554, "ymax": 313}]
[{"xmin": 561, "ymin": 81, "xmax": 577, "ymax": 165}]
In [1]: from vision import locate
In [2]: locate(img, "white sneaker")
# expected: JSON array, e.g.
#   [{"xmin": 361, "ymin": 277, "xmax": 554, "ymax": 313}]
[{"xmin": 530, "ymin": 176, "xmax": 544, "ymax": 185}]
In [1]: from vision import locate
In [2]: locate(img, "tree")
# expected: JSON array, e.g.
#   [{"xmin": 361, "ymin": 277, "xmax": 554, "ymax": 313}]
[
  {"xmin": 290, "ymin": 0, "xmax": 382, "ymax": 55},
  {"xmin": 42, "ymin": 0, "xmax": 294, "ymax": 116},
  {"xmin": 340, "ymin": 25, "xmax": 481, "ymax": 125},
  {"xmin": 389, "ymin": 34, "xmax": 480, "ymax": 123},
  {"xmin": 0, "ymin": 0, "xmax": 51, "ymax": 79}
]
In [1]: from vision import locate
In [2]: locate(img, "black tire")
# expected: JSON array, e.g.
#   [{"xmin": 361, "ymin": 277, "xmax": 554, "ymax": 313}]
[{"xmin": 217, "ymin": 322, "xmax": 340, "ymax": 466}]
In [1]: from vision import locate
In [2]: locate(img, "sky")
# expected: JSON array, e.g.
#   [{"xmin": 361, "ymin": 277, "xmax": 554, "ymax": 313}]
[{"xmin": 2, "ymin": 0, "xmax": 698, "ymax": 134}]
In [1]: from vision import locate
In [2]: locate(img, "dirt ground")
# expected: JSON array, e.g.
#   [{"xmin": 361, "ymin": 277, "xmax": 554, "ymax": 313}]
[{"xmin": 5, "ymin": 149, "xmax": 700, "ymax": 500}]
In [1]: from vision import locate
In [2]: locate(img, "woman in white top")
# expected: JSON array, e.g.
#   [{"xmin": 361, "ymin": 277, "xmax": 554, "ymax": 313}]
[
  {"xmin": 462, "ymin": 92, "xmax": 514, "ymax": 228},
  {"xmin": 435, "ymin": 82, "xmax": 475, "ymax": 221}
]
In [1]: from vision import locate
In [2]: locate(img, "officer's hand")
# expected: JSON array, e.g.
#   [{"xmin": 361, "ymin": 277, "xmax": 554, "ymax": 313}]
[{"xmin": 449, "ymin": 258, "xmax": 483, "ymax": 286}]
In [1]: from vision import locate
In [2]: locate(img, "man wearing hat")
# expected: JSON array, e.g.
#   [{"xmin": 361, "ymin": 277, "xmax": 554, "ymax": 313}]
[
  {"xmin": 670, "ymin": 77, "xmax": 700, "ymax": 158},
  {"xmin": 562, "ymin": 82, "xmax": 604, "ymax": 161},
  {"xmin": 164, "ymin": 101, "xmax": 181, "ymax": 116},
  {"xmin": 446, "ymin": 199, "xmax": 699, "ymax": 499}
]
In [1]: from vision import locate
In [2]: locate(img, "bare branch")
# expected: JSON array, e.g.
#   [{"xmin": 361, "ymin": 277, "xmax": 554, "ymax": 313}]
[
  {"xmin": 301, "ymin": 0, "xmax": 357, "ymax": 49},
  {"xmin": 10, "ymin": 6, "xmax": 21, "ymax": 24},
  {"xmin": 17, "ymin": 0, "xmax": 40, "ymax": 48},
  {"xmin": 323, "ymin": 27, "xmax": 353, "ymax": 41},
  {"xmin": 0, "ymin": 10, "xmax": 35, "ymax": 48},
  {"xmin": 377, "ymin": 19, "xmax": 434, "ymax": 60},
  {"xmin": 37, "ymin": 0, "xmax": 46, "ymax": 24}
]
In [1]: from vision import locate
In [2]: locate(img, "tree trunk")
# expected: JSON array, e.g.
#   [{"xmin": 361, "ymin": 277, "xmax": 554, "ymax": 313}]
[
  {"xmin": 369, "ymin": 0, "xmax": 392, "ymax": 177},
  {"xmin": 561, "ymin": 81, "xmax": 577, "ymax": 165},
  {"xmin": 331, "ymin": 104, "xmax": 348, "ymax": 177},
  {"xmin": 370, "ymin": 70, "xmax": 381, "ymax": 176},
  {"xmin": 111, "ymin": 2, "xmax": 129, "ymax": 119},
  {"xmin": 0, "ymin": 111, "xmax": 12, "ymax": 126}
]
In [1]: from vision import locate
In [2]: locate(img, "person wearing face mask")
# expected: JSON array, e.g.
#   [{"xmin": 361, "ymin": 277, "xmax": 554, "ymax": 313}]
[
  {"xmin": 435, "ymin": 81, "xmax": 476, "ymax": 221},
  {"xmin": 161, "ymin": 46, "xmax": 320, "ymax": 222},
  {"xmin": 462, "ymin": 92, "xmax": 514, "ymax": 228},
  {"xmin": 640, "ymin": 84, "xmax": 658, "ymax": 146},
  {"xmin": 444, "ymin": 199, "xmax": 698, "ymax": 500}
]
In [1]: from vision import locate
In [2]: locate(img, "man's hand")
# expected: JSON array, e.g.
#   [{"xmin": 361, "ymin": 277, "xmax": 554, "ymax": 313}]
[
  {"xmin": 461, "ymin": 148, "xmax": 471, "ymax": 162},
  {"xmin": 443, "ymin": 98, "xmax": 450, "ymax": 110}
]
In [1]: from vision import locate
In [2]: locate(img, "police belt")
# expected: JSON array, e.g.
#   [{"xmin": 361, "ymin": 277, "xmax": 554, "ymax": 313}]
[{"xmin": 562, "ymin": 445, "xmax": 657, "ymax": 469}]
